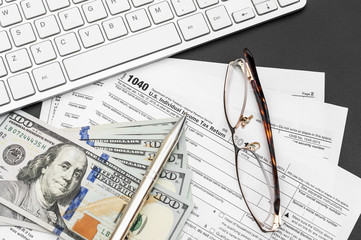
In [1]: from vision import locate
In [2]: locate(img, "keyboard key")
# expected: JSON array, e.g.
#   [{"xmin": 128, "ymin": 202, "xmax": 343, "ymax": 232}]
[
  {"xmin": 171, "ymin": 0, "xmax": 196, "ymax": 17},
  {"xmin": 278, "ymin": 0, "xmax": 299, "ymax": 7},
  {"xmin": 0, "ymin": 4, "xmax": 22, "ymax": 27},
  {"xmin": 54, "ymin": 32, "xmax": 81, "ymax": 56},
  {"xmin": 73, "ymin": 0, "xmax": 88, "ymax": 3},
  {"xmin": 105, "ymin": 0, "xmax": 131, "ymax": 15},
  {"xmin": 30, "ymin": 40, "xmax": 57, "ymax": 64},
  {"xmin": 148, "ymin": 1, "xmax": 174, "ymax": 24},
  {"xmin": 125, "ymin": 8, "xmax": 151, "ymax": 32},
  {"xmin": 82, "ymin": 0, "xmax": 108, "ymax": 23},
  {"xmin": 7, "ymin": 72, "xmax": 35, "ymax": 100},
  {"xmin": 6, "ymin": 48, "xmax": 32, "ymax": 73},
  {"xmin": 20, "ymin": 0, "xmax": 47, "ymax": 19},
  {"xmin": 32, "ymin": 62, "xmax": 66, "ymax": 91},
  {"xmin": 252, "ymin": 0, "xmax": 266, "ymax": 4},
  {"xmin": 10, "ymin": 23, "xmax": 37, "ymax": 47},
  {"xmin": 132, "ymin": 0, "xmax": 153, "ymax": 7},
  {"xmin": 63, "ymin": 23, "xmax": 181, "ymax": 81},
  {"xmin": 232, "ymin": 8, "xmax": 255, "ymax": 23},
  {"xmin": 0, "ymin": 81, "xmax": 10, "ymax": 106},
  {"xmin": 195, "ymin": 0, "xmax": 218, "ymax": 9},
  {"xmin": 34, "ymin": 15, "xmax": 61, "ymax": 38},
  {"xmin": 102, "ymin": 16, "xmax": 128, "ymax": 40},
  {"xmin": 0, "ymin": 57, "xmax": 8, "ymax": 77},
  {"xmin": 178, "ymin": 13, "xmax": 210, "ymax": 41},
  {"xmin": 254, "ymin": 0, "xmax": 278, "ymax": 15},
  {"xmin": 205, "ymin": 5, "xmax": 232, "ymax": 31},
  {"xmin": 46, "ymin": 0, "xmax": 70, "ymax": 11},
  {"xmin": 0, "ymin": 31, "xmax": 12, "ymax": 53},
  {"xmin": 58, "ymin": 7, "xmax": 84, "ymax": 30},
  {"xmin": 79, "ymin": 24, "xmax": 105, "ymax": 48}
]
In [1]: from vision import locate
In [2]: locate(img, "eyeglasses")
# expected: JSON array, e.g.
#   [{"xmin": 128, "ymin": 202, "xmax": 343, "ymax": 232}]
[{"xmin": 223, "ymin": 48, "xmax": 281, "ymax": 232}]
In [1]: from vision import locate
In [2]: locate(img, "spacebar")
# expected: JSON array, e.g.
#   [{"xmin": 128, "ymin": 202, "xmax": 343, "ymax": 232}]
[{"xmin": 63, "ymin": 23, "xmax": 181, "ymax": 81}]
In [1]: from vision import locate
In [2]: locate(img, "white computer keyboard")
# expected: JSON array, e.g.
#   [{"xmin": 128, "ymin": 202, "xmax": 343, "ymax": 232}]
[{"xmin": 0, "ymin": 0, "xmax": 306, "ymax": 115}]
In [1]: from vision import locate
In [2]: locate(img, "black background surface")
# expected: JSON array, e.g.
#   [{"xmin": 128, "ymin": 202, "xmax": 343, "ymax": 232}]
[{"xmin": 23, "ymin": 0, "xmax": 361, "ymax": 238}]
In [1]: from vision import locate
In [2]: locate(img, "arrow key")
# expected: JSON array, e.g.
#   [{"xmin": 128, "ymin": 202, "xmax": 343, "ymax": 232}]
[
  {"xmin": 232, "ymin": 8, "xmax": 255, "ymax": 23},
  {"xmin": 254, "ymin": 0, "xmax": 277, "ymax": 15}
]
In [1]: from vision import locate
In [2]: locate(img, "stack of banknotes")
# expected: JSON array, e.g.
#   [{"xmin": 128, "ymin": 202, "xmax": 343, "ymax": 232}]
[{"xmin": 0, "ymin": 110, "xmax": 193, "ymax": 240}]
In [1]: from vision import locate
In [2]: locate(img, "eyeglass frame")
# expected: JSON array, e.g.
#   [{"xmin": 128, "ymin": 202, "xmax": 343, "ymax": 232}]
[{"xmin": 222, "ymin": 48, "xmax": 281, "ymax": 232}]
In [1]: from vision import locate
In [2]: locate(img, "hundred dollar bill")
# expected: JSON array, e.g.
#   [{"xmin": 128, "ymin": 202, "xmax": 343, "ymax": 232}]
[
  {"xmin": 75, "ymin": 138, "xmax": 191, "ymax": 197},
  {"xmin": 92, "ymin": 144, "xmax": 188, "ymax": 169},
  {"xmin": 69, "ymin": 125, "xmax": 173, "ymax": 137},
  {"xmin": 65, "ymin": 117, "xmax": 178, "ymax": 132},
  {"xmin": 74, "ymin": 145, "xmax": 190, "ymax": 198},
  {"xmin": 68, "ymin": 132, "xmax": 187, "ymax": 152},
  {"xmin": 76, "ymin": 133, "xmax": 190, "ymax": 198},
  {"xmin": 106, "ymin": 155, "xmax": 191, "ymax": 198},
  {"xmin": 140, "ymin": 166, "xmax": 191, "ymax": 199},
  {"xmin": 123, "ymin": 184, "xmax": 193, "ymax": 240},
  {"xmin": 62, "ymin": 118, "xmax": 189, "ymax": 152},
  {"xmin": 0, "ymin": 111, "xmax": 193, "ymax": 240},
  {"xmin": 61, "ymin": 120, "xmax": 176, "ymax": 139}
]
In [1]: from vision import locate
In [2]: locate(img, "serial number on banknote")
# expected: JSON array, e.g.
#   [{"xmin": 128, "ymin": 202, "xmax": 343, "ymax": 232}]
[{"xmin": 2, "ymin": 125, "xmax": 47, "ymax": 150}]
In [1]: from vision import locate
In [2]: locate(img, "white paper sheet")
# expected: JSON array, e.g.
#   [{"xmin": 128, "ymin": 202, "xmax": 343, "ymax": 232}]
[{"xmin": 34, "ymin": 58, "xmax": 361, "ymax": 240}]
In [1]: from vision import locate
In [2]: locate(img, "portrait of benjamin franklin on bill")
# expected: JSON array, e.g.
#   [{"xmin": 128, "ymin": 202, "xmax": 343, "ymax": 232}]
[{"xmin": 0, "ymin": 143, "xmax": 88, "ymax": 233}]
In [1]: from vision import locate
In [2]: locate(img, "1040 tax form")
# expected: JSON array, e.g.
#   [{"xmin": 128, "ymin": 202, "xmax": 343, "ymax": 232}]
[{"xmin": 39, "ymin": 58, "xmax": 359, "ymax": 240}]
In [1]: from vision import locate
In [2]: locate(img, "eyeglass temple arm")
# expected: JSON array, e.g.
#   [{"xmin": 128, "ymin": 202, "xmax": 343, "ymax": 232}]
[{"xmin": 243, "ymin": 48, "xmax": 281, "ymax": 218}]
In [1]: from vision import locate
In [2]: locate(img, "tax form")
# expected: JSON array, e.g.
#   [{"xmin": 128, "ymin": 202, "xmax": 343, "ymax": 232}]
[
  {"xmin": 42, "ymin": 58, "xmax": 342, "ymax": 165},
  {"xmin": 0, "ymin": 226, "xmax": 59, "ymax": 240},
  {"xmin": 38, "ymin": 58, "xmax": 361, "ymax": 240}
]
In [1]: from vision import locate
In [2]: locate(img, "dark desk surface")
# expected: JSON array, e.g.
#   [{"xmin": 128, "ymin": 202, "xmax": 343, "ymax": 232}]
[{"xmin": 22, "ymin": 0, "xmax": 361, "ymax": 239}]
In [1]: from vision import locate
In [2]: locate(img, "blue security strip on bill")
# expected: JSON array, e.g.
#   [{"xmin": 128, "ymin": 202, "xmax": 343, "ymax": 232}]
[{"xmin": 63, "ymin": 186, "xmax": 89, "ymax": 221}]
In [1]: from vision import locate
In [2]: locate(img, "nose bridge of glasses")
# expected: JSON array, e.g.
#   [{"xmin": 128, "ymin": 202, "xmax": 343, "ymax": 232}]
[{"xmin": 235, "ymin": 114, "xmax": 253, "ymax": 129}]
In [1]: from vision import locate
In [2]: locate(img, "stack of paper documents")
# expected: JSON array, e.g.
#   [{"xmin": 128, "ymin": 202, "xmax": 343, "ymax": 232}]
[{"xmin": 1, "ymin": 58, "xmax": 360, "ymax": 240}]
